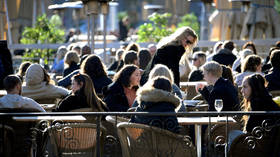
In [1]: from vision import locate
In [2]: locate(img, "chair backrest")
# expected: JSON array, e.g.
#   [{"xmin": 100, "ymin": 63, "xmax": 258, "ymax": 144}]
[
  {"xmin": 0, "ymin": 124, "xmax": 14, "ymax": 157},
  {"xmin": 117, "ymin": 122, "xmax": 196, "ymax": 157},
  {"xmin": 228, "ymin": 125, "xmax": 280, "ymax": 157},
  {"xmin": 271, "ymin": 90, "xmax": 280, "ymax": 97},
  {"xmin": 48, "ymin": 122, "xmax": 105, "ymax": 157},
  {"xmin": 105, "ymin": 115, "xmax": 129, "ymax": 124}
]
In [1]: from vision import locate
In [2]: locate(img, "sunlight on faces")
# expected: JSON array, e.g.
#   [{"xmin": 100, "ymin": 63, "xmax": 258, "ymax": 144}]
[
  {"xmin": 182, "ymin": 35, "xmax": 195, "ymax": 49},
  {"xmin": 241, "ymin": 78, "xmax": 252, "ymax": 100},
  {"xmin": 129, "ymin": 69, "xmax": 141, "ymax": 87},
  {"xmin": 71, "ymin": 79, "xmax": 82, "ymax": 93}
]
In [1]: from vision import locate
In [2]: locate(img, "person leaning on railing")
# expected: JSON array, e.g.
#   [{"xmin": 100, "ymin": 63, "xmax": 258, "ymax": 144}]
[{"xmin": 240, "ymin": 74, "xmax": 280, "ymax": 133}]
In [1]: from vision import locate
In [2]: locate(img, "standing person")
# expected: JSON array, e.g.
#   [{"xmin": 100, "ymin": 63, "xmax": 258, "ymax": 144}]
[
  {"xmin": 196, "ymin": 61, "xmax": 239, "ymax": 111},
  {"xmin": 118, "ymin": 16, "xmax": 129, "ymax": 41},
  {"xmin": 0, "ymin": 40, "xmax": 13, "ymax": 89},
  {"xmin": 241, "ymin": 74, "xmax": 280, "ymax": 133},
  {"xmin": 103, "ymin": 65, "xmax": 141, "ymax": 112},
  {"xmin": 0, "ymin": 75, "xmax": 45, "ymax": 112},
  {"xmin": 55, "ymin": 74, "xmax": 107, "ymax": 112},
  {"xmin": 141, "ymin": 26, "xmax": 198, "ymax": 86}
]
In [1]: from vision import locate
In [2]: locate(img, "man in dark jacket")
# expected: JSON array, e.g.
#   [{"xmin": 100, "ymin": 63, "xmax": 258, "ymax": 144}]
[
  {"xmin": 197, "ymin": 61, "xmax": 239, "ymax": 111},
  {"xmin": 265, "ymin": 50, "xmax": 280, "ymax": 91},
  {"xmin": 213, "ymin": 41, "xmax": 237, "ymax": 67}
]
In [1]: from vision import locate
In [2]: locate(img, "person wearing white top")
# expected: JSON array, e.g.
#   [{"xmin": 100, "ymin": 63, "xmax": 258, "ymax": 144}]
[{"xmin": 0, "ymin": 75, "xmax": 45, "ymax": 112}]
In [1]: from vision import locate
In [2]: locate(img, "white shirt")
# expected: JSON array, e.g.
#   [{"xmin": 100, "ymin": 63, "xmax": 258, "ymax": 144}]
[{"xmin": 0, "ymin": 94, "xmax": 45, "ymax": 112}]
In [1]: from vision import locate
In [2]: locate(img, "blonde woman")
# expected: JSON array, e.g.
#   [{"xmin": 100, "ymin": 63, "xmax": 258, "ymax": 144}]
[
  {"xmin": 141, "ymin": 26, "xmax": 198, "ymax": 86},
  {"xmin": 51, "ymin": 46, "xmax": 67, "ymax": 74},
  {"xmin": 63, "ymin": 51, "xmax": 80, "ymax": 77}
]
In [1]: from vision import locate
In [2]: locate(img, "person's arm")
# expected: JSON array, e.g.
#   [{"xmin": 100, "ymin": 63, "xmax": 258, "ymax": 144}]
[
  {"xmin": 54, "ymin": 96, "xmax": 73, "ymax": 112},
  {"xmin": 24, "ymin": 97, "xmax": 46, "ymax": 112},
  {"xmin": 58, "ymin": 70, "xmax": 79, "ymax": 87}
]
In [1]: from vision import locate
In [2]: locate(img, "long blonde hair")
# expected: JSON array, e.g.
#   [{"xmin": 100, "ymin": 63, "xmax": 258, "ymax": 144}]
[
  {"xmin": 157, "ymin": 26, "xmax": 198, "ymax": 52},
  {"xmin": 148, "ymin": 64, "xmax": 174, "ymax": 84}
]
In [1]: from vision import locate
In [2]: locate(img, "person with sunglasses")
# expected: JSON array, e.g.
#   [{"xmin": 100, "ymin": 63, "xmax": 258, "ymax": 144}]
[
  {"xmin": 140, "ymin": 26, "xmax": 198, "ymax": 86},
  {"xmin": 188, "ymin": 51, "xmax": 206, "ymax": 81}
]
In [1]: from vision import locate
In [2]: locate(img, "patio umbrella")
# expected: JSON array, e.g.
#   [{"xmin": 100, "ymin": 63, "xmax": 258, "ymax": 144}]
[
  {"xmin": 240, "ymin": 0, "xmax": 280, "ymax": 39},
  {"xmin": 209, "ymin": 0, "xmax": 245, "ymax": 41}
]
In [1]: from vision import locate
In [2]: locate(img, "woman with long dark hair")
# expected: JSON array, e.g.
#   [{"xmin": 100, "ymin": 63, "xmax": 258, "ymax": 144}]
[
  {"xmin": 103, "ymin": 65, "xmax": 141, "ymax": 112},
  {"xmin": 241, "ymin": 74, "xmax": 280, "ymax": 133},
  {"xmin": 55, "ymin": 74, "xmax": 107, "ymax": 112}
]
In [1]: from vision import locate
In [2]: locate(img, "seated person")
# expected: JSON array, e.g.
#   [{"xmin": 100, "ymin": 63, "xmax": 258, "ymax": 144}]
[
  {"xmin": 51, "ymin": 46, "xmax": 67, "ymax": 75},
  {"xmin": 234, "ymin": 55, "xmax": 263, "ymax": 87},
  {"xmin": 240, "ymin": 74, "xmax": 280, "ymax": 133},
  {"xmin": 123, "ymin": 50, "xmax": 139, "ymax": 66},
  {"xmin": 130, "ymin": 76, "xmax": 181, "ymax": 134},
  {"xmin": 55, "ymin": 74, "xmax": 107, "ymax": 112},
  {"xmin": 16, "ymin": 61, "xmax": 32, "ymax": 82},
  {"xmin": 0, "ymin": 75, "xmax": 45, "ymax": 112},
  {"xmin": 196, "ymin": 61, "xmax": 239, "ymax": 111},
  {"xmin": 107, "ymin": 49, "xmax": 124, "ymax": 72},
  {"xmin": 188, "ymin": 51, "xmax": 206, "ymax": 81},
  {"xmin": 103, "ymin": 65, "xmax": 140, "ymax": 112},
  {"xmin": 213, "ymin": 41, "xmax": 237, "ymax": 67},
  {"xmin": 63, "ymin": 51, "xmax": 80, "ymax": 77},
  {"xmin": 265, "ymin": 50, "xmax": 280, "ymax": 91},
  {"xmin": 22, "ymin": 64, "xmax": 70, "ymax": 101}
]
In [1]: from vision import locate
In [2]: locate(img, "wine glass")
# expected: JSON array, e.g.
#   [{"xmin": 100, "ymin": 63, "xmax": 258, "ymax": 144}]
[{"xmin": 215, "ymin": 99, "xmax": 223, "ymax": 119}]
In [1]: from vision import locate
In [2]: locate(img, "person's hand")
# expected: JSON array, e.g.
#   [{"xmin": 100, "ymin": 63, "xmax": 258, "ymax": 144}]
[{"xmin": 196, "ymin": 83, "xmax": 205, "ymax": 93}]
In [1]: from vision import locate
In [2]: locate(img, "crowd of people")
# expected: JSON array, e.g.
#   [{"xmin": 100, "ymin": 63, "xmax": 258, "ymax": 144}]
[{"xmin": 1, "ymin": 26, "xmax": 280, "ymax": 138}]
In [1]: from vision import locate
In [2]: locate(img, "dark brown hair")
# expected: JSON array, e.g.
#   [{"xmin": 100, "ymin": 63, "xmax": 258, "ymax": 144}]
[
  {"xmin": 73, "ymin": 74, "xmax": 106, "ymax": 111},
  {"xmin": 81, "ymin": 54, "xmax": 107, "ymax": 78},
  {"xmin": 3, "ymin": 75, "xmax": 22, "ymax": 92},
  {"xmin": 123, "ymin": 50, "xmax": 138, "ymax": 65},
  {"xmin": 113, "ymin": 64, "xmax": 138, "ymax": 88},
  {"xmin": 242, "ymin": 41, "xmax": 257, "ymax": 55},
  {"xmin": 241, "ymin": 55, "xmax": 262, "ymax": 72}
]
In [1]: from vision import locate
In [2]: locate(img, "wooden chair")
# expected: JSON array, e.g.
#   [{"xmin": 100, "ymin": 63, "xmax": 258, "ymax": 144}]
[
  {"xmin": 117, "ymin": 122, "xmax": 197, "ymax": 157},
  {"xmin": 48, "ymin": 123, "xmax": 106, "ymax": 157},
  {"xmin": 228, "ymin": 124, "xmax": 280, "ymax": 157},
  {"xmin": 271, "ymin": 90, "xmax": 280, "ymax": 97}
]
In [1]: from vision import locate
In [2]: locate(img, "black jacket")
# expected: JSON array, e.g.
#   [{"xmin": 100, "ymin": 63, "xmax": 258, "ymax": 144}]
[
  {"xmin": 107, "ymin": 60, "xmax": 119, "ymax": 71},
  {"xmin": 246, "ymin": 92, "xmax": 280, "ymax": 132},
  {"xmin": 54, "ymin": 93, "xmax": 89, "ymax": 112},
  {"xmin": 93, "ymin": 75, "xmax": 112, "ymax": 94},
  {"xmin": 213, "ymin": 49, "xmax": 236, "ymax": 67},
  {"xmin": 199, "ymin": 77, "xmax": 239, "ymax": 111},
  {"xmin": 141, "ymin": 45, "xmax": 185, "ymax": 86},
  {"xmin": 265, "ymin": 68, "xmax": 280, "ymax": 91},
  {"xmin": 189, "ymin": 69, "xmax": 204, "ymax": 81},
  {"xmin": 63, "ymin": 62, "xmax": 80, "ymax": 77},
  {"xmin": 130, "ymin": 87, "xmax": 181, "ymax": 134},
  {"xmin": 103, "ymin": 81, "xmax": 130, "ymax": 112}
]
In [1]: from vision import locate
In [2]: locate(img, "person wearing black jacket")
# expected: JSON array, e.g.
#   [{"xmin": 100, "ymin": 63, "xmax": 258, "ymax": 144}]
[
  {"xmin": 197, "ymin": 61, "xmax": 239, "ymax": 111},
  {"xmin": 55, "ymin": 74, "xmax": 107, "ymax": 112},
  {"xmin": 241, "ymin": 74, "xmax": 280, "ymax": 133},
  {"xmin": 213, "ymin": 41, "xmax": 237, "ymax": 67},
  {"xmin": 103, "ymin": 65, "xmax": 140, "ymax": 112},
  {"xmin": 0, "ymin": 40, "xmax": 13, "ymax": 89},
  {"xmin": 140, "ymin": 26, "xmax": 198, "ymax": 86},
  {"xmin": 130, "ymin": 76, "xmax": 181, "ymax": 134},
  {"xmin": 265, "ymin": 50, "xmax": 280, "ymax": 91}
]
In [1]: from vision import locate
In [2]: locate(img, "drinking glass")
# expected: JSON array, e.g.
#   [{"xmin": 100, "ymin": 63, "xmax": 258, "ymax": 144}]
[{"xmin": 215, "ymin": 99, "xmax": 223, "ymax": 119}]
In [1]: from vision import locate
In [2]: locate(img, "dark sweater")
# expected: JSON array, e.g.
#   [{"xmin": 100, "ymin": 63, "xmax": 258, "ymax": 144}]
[
  {"xmin": 141, "ymin": 45, "xmax": 185, "ymax": 86},
  {"xmin": 54, "ymin": 94, "xmax": 89, "ymax": 112},
  {"xmin": 199, "ymin": 77, "xmax": 239, "ymax": 111},
  {"xmin": 265, "ymin": 68, "xmax": 280, "ymax": 91}
]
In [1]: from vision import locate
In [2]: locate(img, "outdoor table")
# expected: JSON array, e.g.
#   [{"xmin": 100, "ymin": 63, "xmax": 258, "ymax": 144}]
[
  {"xmin": 12, "ymin": 115, "xmax": 86, "ymax": 122},
  {"xmin": 178, "ymin": 116, "xmax": 236, "ymax": 157},
  {"xmin": 179, "ymin": 82, "xmax": 207, "ymax": 99}
]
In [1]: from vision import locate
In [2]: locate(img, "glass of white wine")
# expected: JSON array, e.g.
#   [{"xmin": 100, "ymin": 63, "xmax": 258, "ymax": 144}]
[{"xmin": 215, "ymin": 99, "xmax": 223, "ymax": 119}]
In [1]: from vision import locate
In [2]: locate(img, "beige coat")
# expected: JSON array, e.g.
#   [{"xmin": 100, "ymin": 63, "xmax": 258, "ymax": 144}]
[{"xmin": 22, "ymin": 64, "xmax": 70, "ymax": 100}]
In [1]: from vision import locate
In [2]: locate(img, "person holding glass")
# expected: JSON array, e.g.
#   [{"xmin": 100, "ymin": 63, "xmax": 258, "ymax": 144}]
[{"xmin": 196, "ymin": 61, "xmax": 239, "ymax": 111}]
